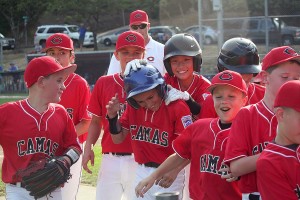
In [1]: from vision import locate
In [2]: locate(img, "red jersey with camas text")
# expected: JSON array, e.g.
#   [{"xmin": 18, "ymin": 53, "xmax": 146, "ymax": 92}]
[
  {"xmin": 119, "ymin": 100, "xmax": 192, "ymax": 164},
  {"xmin": 173, "ymin": 118, "xmax": 241, "ymax": 200},
  {"xmin": 223, "ymin": 101, "xmax": 277, "ymax": 193},
  {"xmin": 59, "ymin": 73, "xmax": 91, "ymax": 143},
  {"xmin": 88, "ymin": 73, "xmax": 132, "ymax": 153},
  {"xmin": 200, "ymin": 83, "xmax": 265, "ymax": 118},
  {"xmin": 0, "ymin": 99, "xmax": 81, "ymax": 183},
  {"xmin": 257, "ymin": 143, "xmax": 300, "ymax": 200}
]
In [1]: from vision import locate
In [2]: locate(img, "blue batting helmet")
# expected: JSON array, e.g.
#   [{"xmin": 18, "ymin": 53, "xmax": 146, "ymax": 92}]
[{"xmin": 124, "ymin": 63, "xmax": 167, "ymax": 109}]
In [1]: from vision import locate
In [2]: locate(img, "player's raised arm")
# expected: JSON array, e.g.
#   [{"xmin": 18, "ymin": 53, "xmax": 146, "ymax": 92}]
[{"xmin": 106, "ymin": 93, "xmax": 129, "ymax": 143}]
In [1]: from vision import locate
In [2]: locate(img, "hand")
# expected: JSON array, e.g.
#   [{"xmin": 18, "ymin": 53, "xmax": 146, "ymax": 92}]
[
  {"xmin": 123, "ymin": 59, "xmax": 147, "ymax": 76},
  {"xmin": 82, "ymin": 145, "xmax": 95, "ymax": 174},
  {"xmin": 165, "ymin": 85, "xmax": 190, "ymax": 105},
  {"xmin": 135, "ymin": 176, "xmax": 156, "ymax": 198},
  {"xmin": 220, "ymin": 164, "xmax": 239, "ymax": 182},
  {"xmin": 106, "ymin": 93, "xmax": 121, "ymax": 118},
  {"xmin": 155, "ymin": 168, "xmax": 178, "ymax": 188}
]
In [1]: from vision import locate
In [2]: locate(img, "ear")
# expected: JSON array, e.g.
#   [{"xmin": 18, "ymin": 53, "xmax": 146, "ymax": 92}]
[
  {"xmin": 36, "ymin": 76, "xmax": 46, "ymax": 88},
  {"xmin": 275, "ymin": 107, "xmax": 284, "ymax": 122},
  {"xmin": 114, "ymin": 51, "xmax": 120, "ymax": 61},
  {"xmin": 70, "ymin": 51, "xmax": 75, "ymax": 63},
  {"xmin": 260, "ymin": 70, "xmax": 269, "ymax": 85},
  {"xmin": 242, "ymin": 95, "xmax": 248, "ymax": 106}
]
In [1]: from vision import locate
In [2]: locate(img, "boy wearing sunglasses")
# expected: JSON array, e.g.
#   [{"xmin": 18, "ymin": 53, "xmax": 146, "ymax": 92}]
[{"xmin": 107, "ymin": 9, "xmax": 166, "ymax": 76}]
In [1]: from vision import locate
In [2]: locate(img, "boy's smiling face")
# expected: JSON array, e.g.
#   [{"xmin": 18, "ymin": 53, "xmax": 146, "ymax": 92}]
[
  {"xmin": 115, "ymin": 46, "xmax": 145, "ymax": 73},
  {"xmin": 212, "ymin": 85, "xmax": 247, "ymax": 124}
]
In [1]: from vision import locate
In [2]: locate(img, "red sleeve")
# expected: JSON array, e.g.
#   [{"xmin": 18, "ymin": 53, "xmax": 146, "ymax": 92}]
[
  {"xmin": 88, "ymin": 77, "xmax": 104, "ymax": 117},
  {"xmin": 62, "ymin": 108, "xmax": 82, "ymax": 154},
  {"xmin": 223, "ymin": 108, "xmax": 250, "ymax": 165},
  {"xmin": 119, "ymin": 103, "xmax": 130, "ymax": 131},
  {"xmin": 78, "ymin": 78, "xmax": 91, "ymax": 121},
  {"xmin": 171, "ymin": 100, "xmax": 193, "ymax": 133},
  {"xmin": 172, "ymin": 126, "xmax": 192, "ymax": 159}
]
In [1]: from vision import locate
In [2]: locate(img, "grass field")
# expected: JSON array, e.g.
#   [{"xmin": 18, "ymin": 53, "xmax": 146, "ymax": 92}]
[{"xmin": 0, "ymin": 96, "xmax": 102, "ymax": 196}]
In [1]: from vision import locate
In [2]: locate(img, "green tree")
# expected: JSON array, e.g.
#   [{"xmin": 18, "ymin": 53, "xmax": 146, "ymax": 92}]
[{"xmin": 0, "ymin": 0, "xmax": 49, "ymax": 47}]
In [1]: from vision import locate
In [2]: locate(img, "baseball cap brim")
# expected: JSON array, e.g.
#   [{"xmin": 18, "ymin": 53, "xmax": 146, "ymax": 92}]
[
  {"xmin": 42, "ymin": 46, "xmax": 73, "ymax": 52},
  {"xmin": 268, "ymin": 55, "xmax": 300, "ymax": 68},
  {"xmin": 57, "ymin": 64, "xmax": 77, "ymax": 77},
  {"xmin": 206, "ymin": 83, "xmax": 247, "ymax": 95}
]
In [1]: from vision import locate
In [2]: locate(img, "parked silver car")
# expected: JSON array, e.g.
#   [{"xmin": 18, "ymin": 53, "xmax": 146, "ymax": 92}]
[
  {"xmin": 97, "ymin": 26, "xmax": 130, "ymax": 46},
  {"xmin": 184, "ymin": 25, "xmax": 218, "ymax": 45},
  {"xmin": 148, "ymin": 26, "xmax": 181, "ymax": 44}
]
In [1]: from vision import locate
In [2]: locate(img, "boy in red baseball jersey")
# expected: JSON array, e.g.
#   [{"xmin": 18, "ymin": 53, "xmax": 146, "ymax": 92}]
[
  {"xmin": 223, "ymin": 46, "xmax": 300, "ymax": 200},
  {"xmin": 0, "ymin": 56, "xmax": 82, "ymax": 200},
  {"xmin": 126, "ymin": 33, "xmax": 211, "ymax": 119},
  {"xmin": 257, "ymin": 80, "xmax": 300, "ymax": 200},
  {"xmin": 135, "ymin": 70, "xmax": 247, "ymax": 200},
  {"xmin": 200, "ymin": 37, "xmax": 265, "ymax": 119},
  {"xmin": 44, "ymin": 33, "xmax": 91, "ymax": 199},
  {"xmin": 163, "ymin": 33, "xmax": 211, "ymax": 117},
  {"xmin": 83, "ymin": 31, "xmax": 146, "ymax": 200},
  {"xmin": 106, "ymin": 63, "xmax": 193, "ymax": 200}
]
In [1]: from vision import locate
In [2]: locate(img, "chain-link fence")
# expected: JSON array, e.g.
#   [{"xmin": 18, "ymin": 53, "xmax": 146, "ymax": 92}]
[{"xmin": 159, "ymin": 0, "xmax": 300, "ymax": 76}]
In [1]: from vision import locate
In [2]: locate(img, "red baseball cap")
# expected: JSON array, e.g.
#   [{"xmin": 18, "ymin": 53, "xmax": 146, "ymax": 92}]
[
  {"xmin": 24, "ymin": 56, "xmax": 77, "ymax": 88},
  {"xmin": 115, "ymin": 31, "xmax": 145, "ymax": 52},
  {"xmin": 207, "ymin": 70, "xmax": 247, "ymax": 95},
  {"xmin": 274, "ymin": 80, "xmax": 300, "ymax": 112},
  {"xmin": 43, "ymin": 33, "xmax": 74, "ymax": 52},
  {"xmin": 129, "ymin": 10, "xmax": 149, "ymax": 25},
  {"xmin": 262, "ymin": 46, "xmax": 300, "ymax": 71}
]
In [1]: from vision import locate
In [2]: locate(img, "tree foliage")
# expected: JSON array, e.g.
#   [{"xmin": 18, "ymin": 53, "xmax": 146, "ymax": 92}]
[{"xmin": 0, "ymin": 0, "xmax": 49, "ymax": 45}]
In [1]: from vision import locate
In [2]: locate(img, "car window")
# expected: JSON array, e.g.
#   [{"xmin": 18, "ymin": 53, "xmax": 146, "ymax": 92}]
[
  {"xmin": 249, "ymin": 20, "xmax": 259, "ymax": 29},
  {"xmin": 47, "ymin": 27, "xmax": 67, "ymax": 34},
  {"xmin": 37, "ymin": 28, "xmax": 46, "ymax": 33},
  {"xmin": 115, "ymin": 28, "xmax": 129, "ymax": 34},
  {"xmin": 68, "ymin": 26, "xmax": 79, "ymax": 32}
]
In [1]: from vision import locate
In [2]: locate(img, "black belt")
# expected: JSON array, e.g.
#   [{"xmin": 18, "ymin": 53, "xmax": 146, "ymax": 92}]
[
  {"xmin": 249, "ymin": 193, "xmax": 260, "ymax": 200},
  {"xmin": 143, "ymin": 162, "xmax": 160, "ymax": 168},
  {"xmin": 103, "ymin": 152, "xmax": 132, "ymax": 156},
  {"xmin": 10, "ymin": 182, "xmax": 25, "ymax": 188}
]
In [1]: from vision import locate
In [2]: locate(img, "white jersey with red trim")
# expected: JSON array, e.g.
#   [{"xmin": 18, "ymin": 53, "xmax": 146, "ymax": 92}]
[
  {"xmin": 59, "ymin": 73, "xmax": 91, "ymax": 143},
  {"xmin": 173, "ymin": 118, "xmax": 241, "ymax": 200},
  {"xmin": 0, "ymin": 99, "xmax": 81, "ymax": 183},
  {"xmin": 224, "ymin": 101, "xmax": 277, "ymax": 193},
  {"xmin": 257, "ymin": 143, "xmax": 300, "ymax": 200},
  {"xmin": 106, "ymin": 36, "xmax": 165, "ymax": 75},
  {"xmin": 119, "ymin": 99, "xmax": 192, "ymax": 164}
]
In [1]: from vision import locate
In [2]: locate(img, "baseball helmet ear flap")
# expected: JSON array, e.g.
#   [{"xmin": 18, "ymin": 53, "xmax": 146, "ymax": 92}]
[
  {"xmin": 163, "ymin": 33, "xmax": 202, "ymax": 76},
  {"xmin": 124, "ymin": 63, "xmax": 167, "ymax": 109}
]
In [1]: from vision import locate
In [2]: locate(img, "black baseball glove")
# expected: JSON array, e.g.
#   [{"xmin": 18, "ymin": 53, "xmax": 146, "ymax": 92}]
[{"xmin": 20, "ymin": 156, "xmax": 71, "ymax": 199}]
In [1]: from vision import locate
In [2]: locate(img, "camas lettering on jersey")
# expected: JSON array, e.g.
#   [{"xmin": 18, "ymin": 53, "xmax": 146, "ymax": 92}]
[
  {"xmin": 252, "ymin": 142, "xmax": 269, "ymax": 155},
  {"xmin": 130, "ymin": 125, "xmax": 168, "ymax": 147},
  {"xmin": 17, "ymin": 137, "xmax": 59, "ymax": 157},
  {"xmin": 200, "ymin": 154, "xmax": 228, "ymax": 175}
]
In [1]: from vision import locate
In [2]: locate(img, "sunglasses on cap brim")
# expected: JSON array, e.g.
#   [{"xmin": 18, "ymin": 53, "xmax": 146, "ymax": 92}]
[{"xmin": 131, "ymin": 24, "xmax": 148, "ymax": 30}]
